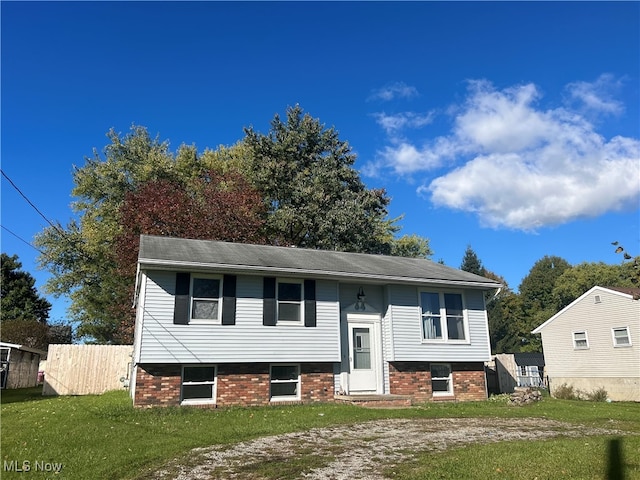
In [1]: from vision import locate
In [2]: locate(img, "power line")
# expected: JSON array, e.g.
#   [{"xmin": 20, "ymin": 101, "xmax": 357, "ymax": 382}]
[
  {"xmin": 0, "ymin": 225, "xmax": 45, "ymax": 254},
  {"xmin": 1, "ymin": 169, "xmax": 92, "ymax": 264},
  {"xmin": 1, "ymin": 169, "xmax": 65, "ymax": 236}
]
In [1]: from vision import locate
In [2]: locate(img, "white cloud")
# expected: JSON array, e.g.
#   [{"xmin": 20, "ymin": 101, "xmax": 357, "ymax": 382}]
[
  {"xmin": 368, "ymin": 82, "xmax": 419, "ymax": 102},
  {"xmin": 369, "ymin": 78, "xmax": 640, "ymax": 231},
  {"xmin": 373, "ymin": 111, "xmax": 435, "ymax": 135},
  {"xmin": 566, "ymin": 74, "xmax": 624, "ymax": 115}
]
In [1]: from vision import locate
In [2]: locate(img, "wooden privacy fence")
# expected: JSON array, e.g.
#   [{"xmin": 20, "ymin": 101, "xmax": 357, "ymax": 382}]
[{"xmin": 43, "ymin": 344, "xmax": 133, "ymax": 396}]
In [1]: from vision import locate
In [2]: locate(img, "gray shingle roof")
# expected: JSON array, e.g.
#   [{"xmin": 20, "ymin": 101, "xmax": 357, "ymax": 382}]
[{"xmin": 138, "ymin": 235, "xmax": 502, "ymax": 289}]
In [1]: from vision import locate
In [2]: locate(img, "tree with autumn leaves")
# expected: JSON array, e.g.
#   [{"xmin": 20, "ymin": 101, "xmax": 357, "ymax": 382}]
[{"xmin": 36, "ymin": 107, "xmax": 432, "ymax": 343}]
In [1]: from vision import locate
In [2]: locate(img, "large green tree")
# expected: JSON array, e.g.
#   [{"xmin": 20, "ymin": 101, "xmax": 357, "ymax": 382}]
[
  {"xmin": 390, "ymin": 234, "xmax": 433, "ymax": 259},
  {"xmin": 35, "ymin": 126, "xmax": 177, "ymax": 343},
  {"xmin": 36, "ymin": 109, "xmax": 433, "ymax": 343},
  {"xmin": 512, "ymin": 255, "xmax": 571, "ymax": 352},
  {"xmin": 243, "ymin": 105, "xmax": 398, "ymax": 253},
  {"xmin": 1, "ymin": 253, "xmax": 51, "ymax": 323},
  {"xmin": 552, "ymin": 261, "xmax": 637, "ymax": 310}
]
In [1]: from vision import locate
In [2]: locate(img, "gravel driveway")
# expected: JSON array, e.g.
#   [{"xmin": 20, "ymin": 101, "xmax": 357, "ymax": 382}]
[{"xmin": 152, "ymin": 417, "xmax": 622, "ymax": 480}]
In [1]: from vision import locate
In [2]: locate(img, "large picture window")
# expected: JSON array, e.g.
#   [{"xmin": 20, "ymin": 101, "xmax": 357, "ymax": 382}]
[
  {"xmin": 191, "ymin": 276, "xmax": 221, "ymax": 322},
  {"xmin": 420, "ymin": 292, "xmax": 467, "ymax": 341},
  {"xmin": 270, "ymin": 364, "xmax": 300, "ymax": 401},
  {"xmin": 182, "ymin": 366, "xmax": 216, "ymax": 404}
]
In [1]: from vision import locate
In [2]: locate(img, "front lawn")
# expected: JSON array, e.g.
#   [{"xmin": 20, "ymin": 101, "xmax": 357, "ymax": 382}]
[{"xmin": 1, "ymin": 387, "xmax": 638, "ymax": 479}]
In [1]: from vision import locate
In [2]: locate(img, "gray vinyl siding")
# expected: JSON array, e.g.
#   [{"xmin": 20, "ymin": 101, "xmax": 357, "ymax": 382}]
[
  {"xmin": 138, "ymin": 270, "xmax": 340, "ymax": 364},
  {"xmin": 538, "ymin": 288, "xmax": 640, "ymax": 379},
  {"xmin": 388, "ymin": 285, "xmax": 491, "ymax": 362}
]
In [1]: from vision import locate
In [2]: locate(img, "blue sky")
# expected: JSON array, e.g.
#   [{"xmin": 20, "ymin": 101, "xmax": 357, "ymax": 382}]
[{"xmin": 2, "ymin": 2, "xmax": 639, "ymax": 324}]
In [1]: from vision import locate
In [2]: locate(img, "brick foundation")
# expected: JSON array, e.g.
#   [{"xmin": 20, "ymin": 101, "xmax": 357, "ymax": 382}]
[
  {"xmin": 134, "ymin": 364, "xmax": 182, "ymax": 406},
  {"xmin": 452, "ymin": 363, "xmax": 487, "ymax": 401},
  {"xmin": 389, "ymin": 362, "xmax": 486, "ymax": 402},
  {"xmin": 134, "ymin": 362, "xmax": 334, "ymax": 407},
  {"xmin": 388, "ymin": 361, "xmax": 433, "ymax": 401}
]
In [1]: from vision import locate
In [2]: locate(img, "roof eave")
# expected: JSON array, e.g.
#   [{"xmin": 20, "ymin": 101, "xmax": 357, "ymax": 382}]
[{"xmin": 138, "ymin": 258, "xmax": 502, "ymax": 290}]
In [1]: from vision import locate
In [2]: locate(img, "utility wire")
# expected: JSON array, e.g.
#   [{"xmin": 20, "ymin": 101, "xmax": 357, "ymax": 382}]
[
  {"xmin": 1, "ymin": 168, "xmax": 66, "ymax": 236},
  {"xmin": 0, "ymin": 225, "xmax": 45, "ymax": 254},
  {"xmin": 1, "ymin": 168, "xmax": 88, "ymax": 260}
]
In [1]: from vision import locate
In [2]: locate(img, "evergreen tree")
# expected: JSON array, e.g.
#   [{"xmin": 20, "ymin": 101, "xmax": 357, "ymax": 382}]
[
  {"xmin": 460, "ymin": 245, "xmax": 486, "ymax": 276},
  {"xmin": 243, "ymin": 105, "xmax": 397, "ymax": 253},
  {"xmin": 1, "ymin": 253, "xmax": 51, "ymax": 323}
]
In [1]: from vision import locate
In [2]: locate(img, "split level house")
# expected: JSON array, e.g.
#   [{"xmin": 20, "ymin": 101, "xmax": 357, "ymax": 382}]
[
  {"xmin": 532, "ymin": 286, "xmax": 640, "ymax": 402},
  {"xmin": 130, "ymin": 235, "xmax": 501, "ymax": 407}
]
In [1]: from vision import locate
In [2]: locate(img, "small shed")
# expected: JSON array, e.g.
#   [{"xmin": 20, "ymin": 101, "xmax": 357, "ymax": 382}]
[
  {"xmin": 0, "ymin": 341, "xmax": 47, "ymax": 389},
  {"xmin": 495, "ymin": 352, "xmax": 545, "ymax": 393}
]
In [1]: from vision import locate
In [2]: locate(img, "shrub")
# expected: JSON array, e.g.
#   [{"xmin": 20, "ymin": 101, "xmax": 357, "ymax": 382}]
[
  {"xmin": 553, "ymin": 383, "xmax": 579, "ymax": 400},
  {"xmin": 586, "ymin": 387, "xmax": 608, "ymax": 402},
  {"xmin": 487, "ymin": 393, "xmax": 511, "ymax": 403},
  {"xmin": 553, "ymin": 383, "xmax": 609, "ymax": 402}
]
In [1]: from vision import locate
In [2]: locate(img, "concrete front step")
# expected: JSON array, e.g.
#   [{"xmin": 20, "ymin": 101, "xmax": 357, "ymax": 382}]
[{"xmin": 334, "ymin": 394, "xmax": 413, "ymax": 408}]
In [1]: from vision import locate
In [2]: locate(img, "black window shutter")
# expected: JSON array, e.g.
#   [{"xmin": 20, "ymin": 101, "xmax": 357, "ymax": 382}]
[
  {"xmin": 221, "ymin": 275, "xmax": 237, "ymax": 325},
  {"xmin": 173, "ymin": 272, "xmax": 191, "ymax": 325},
  {"xmin": 304, "ymin": 279, "xmax": 317, "ymax": 327},
  {"xmin": 263, "ymin": 277, "xmax": 276, "ymax": 326}
]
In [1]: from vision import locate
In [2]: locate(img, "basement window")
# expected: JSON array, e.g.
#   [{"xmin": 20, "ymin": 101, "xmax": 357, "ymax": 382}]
[
  {"xmin": 181, "ymin": 366, "xmax": 216, "ymax": 405},
  {"xmin": 270, "ymin": 364, "xmax": 300, "ymax": 401},
  {"xmin": 430, "ymin": 363, "xmax": 453, "ymax": 396}
]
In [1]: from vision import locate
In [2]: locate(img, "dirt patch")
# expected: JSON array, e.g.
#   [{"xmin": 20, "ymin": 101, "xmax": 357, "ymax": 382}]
[{"xmin": 152, "ymin": 417, "xmax": 622, "ymax": 479}]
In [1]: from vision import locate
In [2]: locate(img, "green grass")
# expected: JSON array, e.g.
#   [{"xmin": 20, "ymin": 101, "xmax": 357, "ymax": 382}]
[{"xmin": 1, "ymin": 387, "xmax": 639, "ymax": 479}]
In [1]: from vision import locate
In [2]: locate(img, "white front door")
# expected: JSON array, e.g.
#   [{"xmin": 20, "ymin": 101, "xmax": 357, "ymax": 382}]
[{"xmin": 347, "ymin": 316, "xmax": 381, "ymax": 393}]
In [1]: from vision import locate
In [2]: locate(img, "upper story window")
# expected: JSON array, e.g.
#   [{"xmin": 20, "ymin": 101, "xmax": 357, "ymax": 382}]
[
  {"xmin": 191, "ymin": 276, "xmax": 221, "ymax": 322},
  {"xmin": 420, "ymin": 291, "xmax": 467, "ymax": 342},
  {"xmin": 277, "ymin": 280, "xmax": 303, "ymax": 323},
  {"xmin": 612, "ymin": 327, "xmax": 631, "ymax": 347},
  {"xmin": 573, "ymin": 331, "xmax": 589, "ymax": 349}
]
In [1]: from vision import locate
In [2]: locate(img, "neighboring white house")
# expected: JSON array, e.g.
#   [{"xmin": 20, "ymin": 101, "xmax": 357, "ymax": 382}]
[
  {"xmin": 130, "ymin": 235, "xmax": 501, "ymax": 407},
  {"xmin": 532, "ymin": 286, "xmax": 640, "ymax": 401}
]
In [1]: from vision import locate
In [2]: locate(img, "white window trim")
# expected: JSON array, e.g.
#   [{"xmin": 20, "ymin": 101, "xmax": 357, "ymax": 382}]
[
  {"xmin": 269, "ymin": 363, "xmax": 301, "ymax": 402},
  {"xmin": 612, "ymin": 326, "xmax": 632, "ymax": 348},
  {"xmin": 572, "ymin": 330, "xmax": 589, "ymax": 350},
  {"xmin": 419, "ymin": 290, "xmax": 470, "ymax": 344},
  {"xmin": 181, "ymin": 365, "xmax": 217, "ymax": 405},
  {"xmin": 276, "ymin": 278, "xmax": 305, "ymax": 325},
  {"xmin": 189, "ymin": 274, "xmax": 223, "ymax": 325},
  {"xmin": 431, "ymin": 363, "xmax": 454, "ymax": 397}
]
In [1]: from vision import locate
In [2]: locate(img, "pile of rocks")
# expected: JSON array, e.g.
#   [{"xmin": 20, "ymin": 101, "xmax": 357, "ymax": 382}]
[{"xmin": 509, "ymin": 387, "xmax": 543, "ymax": 406}]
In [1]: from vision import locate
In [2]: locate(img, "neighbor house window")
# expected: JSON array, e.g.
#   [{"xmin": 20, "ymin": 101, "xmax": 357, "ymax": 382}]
[
  {"xmin": 277, "ymin": 280, "xmax": 303, "ymax": 323},
  {"xmin": 181, "ymin": 366, "xmax": 216, "ymax": 404},
  {"xmin": 612, "ymin": 327, "xmax": 631, "ymax": 347},
  {"xmin": 573, "ymin": 331, "xmax": 589, "ymax": 349},
  {"xmin": 430, "ymin": 363, "xmax": 453, "ymax": 396},
  {"xmin": 191, "ymin": 276, "xmax": 221, "ymax": 322},
  {"xmin": 270, "ymin": 364, "xmax": 300, "ymax": 401},
  {"xmin": 420, "ymin": 292, "xmax": 467, "ymax": 341}
]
